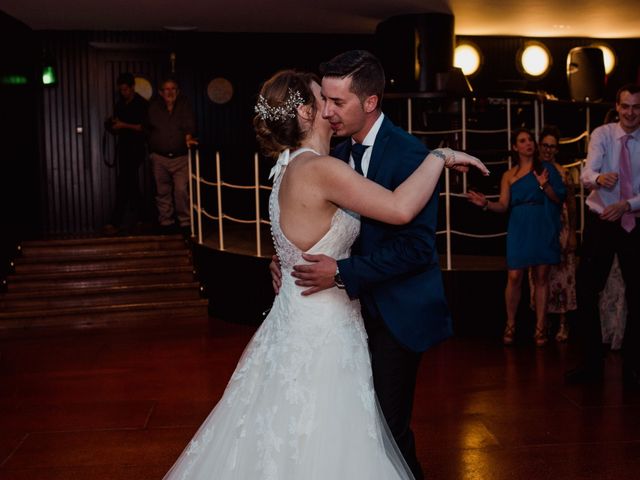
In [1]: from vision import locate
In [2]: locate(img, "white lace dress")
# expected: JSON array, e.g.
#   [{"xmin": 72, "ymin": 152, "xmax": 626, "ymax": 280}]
[{"xmin": 163, "ymin": 148, "xmax": 414, "ymax": 480}]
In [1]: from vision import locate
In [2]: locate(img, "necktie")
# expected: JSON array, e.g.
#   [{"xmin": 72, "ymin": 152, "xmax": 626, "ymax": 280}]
[
  {"xmin": 619, "ymin": 134, "xmax": 635, "ymax": 232},
  {"xmin": 351, "ymin": 143, "xmax": 369, "ymax": 176}
]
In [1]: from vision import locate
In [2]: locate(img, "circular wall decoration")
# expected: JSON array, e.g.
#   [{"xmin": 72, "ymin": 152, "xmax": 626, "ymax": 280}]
[
  {"xmin": 134, "ymin": 76, "xmax": 153, "ymax": 100},
  {"xmin": 207, "ymin": 77, "xmax": 234, "ymax": 104}
]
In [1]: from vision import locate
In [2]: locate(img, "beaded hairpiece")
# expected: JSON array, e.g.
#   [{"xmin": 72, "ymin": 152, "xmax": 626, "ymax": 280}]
[{"xmin": 254, "ymin": 88, "xmax": 305, "ymax": 122}]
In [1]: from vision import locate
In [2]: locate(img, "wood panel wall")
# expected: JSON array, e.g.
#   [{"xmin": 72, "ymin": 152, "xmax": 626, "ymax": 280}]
[{"xmin": 38, "ymin": 30, "xmax": 371, "ymax": 234}]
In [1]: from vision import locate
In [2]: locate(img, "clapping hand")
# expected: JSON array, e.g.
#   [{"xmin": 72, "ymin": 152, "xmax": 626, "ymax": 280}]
[
  {"xmin": 439, "ymin": 148, "xmax": 490, "ymax": 176},
  {"xmin": 466, "ymin": 190, "xmax": 488, "ymax": 208},
  {"xmin": 533, "ymin": 168, "xmax": 549, "ymax": 187}
]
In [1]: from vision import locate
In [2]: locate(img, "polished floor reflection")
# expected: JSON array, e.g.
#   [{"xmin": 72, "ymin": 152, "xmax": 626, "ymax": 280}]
[{"xmin": 1, "ymin": 317, "xmax": 639, "ymax": 479}]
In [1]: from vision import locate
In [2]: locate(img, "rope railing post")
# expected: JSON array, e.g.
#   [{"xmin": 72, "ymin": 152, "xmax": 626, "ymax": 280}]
[
  {"xmin": 579, "ymin": 161, "xmax": 585, "ymax": 241},
  {"xmin": 461, "ymin": 96, "xmax": 468, "ymax": 193},
  {"xmin": 583, "ymin": 105, "xmax": 591, "ymax": 239},
  {"xmin": 215, "ymin": 151, "xmax": 225, "ymax": 251},
  {"xmin": 445, "ymin": 167, "xmax": 452, "ymax": 271},
  {"xmin": 195, "ymin": 149, "xmax": 203, "ymax": 245},
  {"xmin": 534, "ymin": 98, "xmax": 540, "ymax": 142},
  {"xmin": 188, "ymin": 148, "xmax": 195, "ymax": 240},
  {"xmin": 254, "ymin": 153, "xmax": 262, "ymax": 257}
]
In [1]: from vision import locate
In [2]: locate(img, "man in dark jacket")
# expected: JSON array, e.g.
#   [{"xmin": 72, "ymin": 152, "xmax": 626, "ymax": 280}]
[{"xmin": 146, "ymin": 77, "xmax": 197, "ymax": 236}]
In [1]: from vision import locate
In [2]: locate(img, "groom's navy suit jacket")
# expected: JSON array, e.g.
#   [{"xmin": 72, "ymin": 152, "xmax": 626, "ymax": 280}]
[{"xmin": 335, "ymin": 116, "xmax": 452, "ymax": 353}]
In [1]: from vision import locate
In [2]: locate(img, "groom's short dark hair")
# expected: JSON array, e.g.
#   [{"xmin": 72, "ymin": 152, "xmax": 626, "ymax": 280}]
[{"xmin": 319, "ymin": 50, "xmax": 385, "ymax": 109}]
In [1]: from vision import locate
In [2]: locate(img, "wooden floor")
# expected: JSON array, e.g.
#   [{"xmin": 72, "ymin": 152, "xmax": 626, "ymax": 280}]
[{"xmin": 1, "ymin": 316, "xmax": 640, "ymax": 480}]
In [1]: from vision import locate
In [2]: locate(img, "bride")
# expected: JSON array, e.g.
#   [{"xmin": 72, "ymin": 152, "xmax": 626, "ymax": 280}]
[{"xmin": 163, "ymin": 69, "xmax": 488, "ymax": 480}]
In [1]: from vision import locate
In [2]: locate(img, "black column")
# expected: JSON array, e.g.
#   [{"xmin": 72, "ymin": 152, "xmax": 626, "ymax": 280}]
[{"xmin": 376, "ymin": 13, "xmax": 455, "ymax": 93}]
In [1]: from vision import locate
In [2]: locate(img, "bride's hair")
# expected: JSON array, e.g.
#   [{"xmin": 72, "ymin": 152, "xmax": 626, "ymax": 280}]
[{"xmin": 254, "ymin": 70, "xmax": 319, "ymax": 159}]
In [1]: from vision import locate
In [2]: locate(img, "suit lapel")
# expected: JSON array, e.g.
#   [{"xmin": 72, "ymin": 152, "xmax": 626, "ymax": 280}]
[{"xmin": 366, "ymin": 117, "xmax": 392, "ymax": 180}]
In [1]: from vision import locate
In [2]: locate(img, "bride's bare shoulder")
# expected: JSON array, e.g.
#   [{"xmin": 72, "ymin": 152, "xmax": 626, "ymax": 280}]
[{"xmin": 304, "ymin": 154, "xmax": 348, "ymax": 172}]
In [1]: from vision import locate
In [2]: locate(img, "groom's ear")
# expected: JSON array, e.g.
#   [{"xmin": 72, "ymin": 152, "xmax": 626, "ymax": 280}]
[{"xmin": 362, "ymin": 95, "xmax": 379, "ymax": 114}]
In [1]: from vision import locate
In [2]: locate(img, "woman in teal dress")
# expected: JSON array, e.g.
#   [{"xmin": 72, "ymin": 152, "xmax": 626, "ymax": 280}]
[{"xmin": 468, "ymin": 128, "xmax": 566, "ymax": 346}]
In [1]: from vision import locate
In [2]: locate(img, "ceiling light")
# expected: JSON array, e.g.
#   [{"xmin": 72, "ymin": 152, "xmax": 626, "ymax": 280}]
[
  {"xmin": 454, "ymin": 43, "xmax": 481, "ymax": 76},
  {"xmin": 518, "ymin": 42, "xmax": 551, "ymax": 78}
]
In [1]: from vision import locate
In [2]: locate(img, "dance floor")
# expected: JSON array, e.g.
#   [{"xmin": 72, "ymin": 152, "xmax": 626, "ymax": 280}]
[{"xmin": 1, "ymin": 316, "xmax": 639, "ymax": 480}]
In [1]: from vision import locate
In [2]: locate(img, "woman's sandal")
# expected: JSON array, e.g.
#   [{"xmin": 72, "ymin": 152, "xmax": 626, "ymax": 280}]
[
  {"xmin": 555, "ymin": 321, "xmax": 569, "ymax": 342},
  {"xmin": 534, "ymin": 326, "xmax": 548, "ymax": 347},
  {"xmin": 503, "ymin": 324, "xmax": 516, "ymax": 346}
]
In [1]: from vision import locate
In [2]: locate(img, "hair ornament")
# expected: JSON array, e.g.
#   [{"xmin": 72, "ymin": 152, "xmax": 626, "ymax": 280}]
[{"xmin": 255, "ymin": 88, "xmax": 305, "ymax": 122}]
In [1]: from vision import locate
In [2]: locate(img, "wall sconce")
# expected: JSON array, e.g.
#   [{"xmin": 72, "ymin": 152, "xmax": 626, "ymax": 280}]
[
  {"xmin": 134, "ymin": 76, "xmax": 153, "ymax": 100},
  {"xmin": 592, "ymin": 44, "xmax": 616, "ymax": 75},
  {"xmin": 517, "ymin": 42, "xmax": 551, "ymax": 78},
  {"xmin": 454, "ymin": 43, "xmax": 481, "ymax": 76}
]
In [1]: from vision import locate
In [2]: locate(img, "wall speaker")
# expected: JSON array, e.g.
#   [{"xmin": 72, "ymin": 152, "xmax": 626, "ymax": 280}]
[
  {"xmin": 375, "ymin": 13, "xmax": 454, "ymax": 93},
  {"xmin": 566, "ymin": 46, "xmax": 605, "ymax": 102}
]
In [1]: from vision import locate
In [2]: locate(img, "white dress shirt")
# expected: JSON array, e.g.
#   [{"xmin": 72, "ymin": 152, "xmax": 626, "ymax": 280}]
[{"xmin": 581, "ymin": 122, "xmax": 640, "ymax": 214}]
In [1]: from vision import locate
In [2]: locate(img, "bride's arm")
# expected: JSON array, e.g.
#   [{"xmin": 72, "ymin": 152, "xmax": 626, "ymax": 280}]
[{"xmin": 314, "ymin": 149, "xmax": 487, "ymax": 225}]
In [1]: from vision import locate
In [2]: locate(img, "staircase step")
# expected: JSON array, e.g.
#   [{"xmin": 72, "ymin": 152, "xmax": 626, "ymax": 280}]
[
  {"xmin": 21, "ymin": 234, "xmax": 183, "ymax": 248},
  {"xmin": 1, "ymin": 234, "xmax": 208, "ymax": 333},
  {"xmin": 4, "ymin": 265, "xmax": 196, "ymax": 292},
  {"xmin": 0, "ymin": 299, "xmax": 210, "ymax": 333},
  {"xmin": 19, "ymin": 235, "xmax": 187, "ymax": 258},
  {"xmin": 0, "ymin": 282, "xmax": 202, "ymax": 311},
  {"xmin": 12, "ymin": 250, "xmax": 191, "ymax": 274}
]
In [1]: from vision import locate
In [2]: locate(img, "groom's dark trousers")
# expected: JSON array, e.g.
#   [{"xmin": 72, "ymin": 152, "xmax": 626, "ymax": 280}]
[{"xmin": 364, "ymin": 305, "xmax": 423, "ymax": 479}]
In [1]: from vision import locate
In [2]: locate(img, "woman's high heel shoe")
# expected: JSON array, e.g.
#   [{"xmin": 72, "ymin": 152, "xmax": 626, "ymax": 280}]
[
  {"xmin": 503, "ymin": 324, "xmax": 515, "ymax": 346},
  {"xmin": 555, "ymin": 320, "xmax": 569, "ymax": 342},
  {"xmin": 534, "ymin": 326, "xmax": 548, "ymax": 347}
]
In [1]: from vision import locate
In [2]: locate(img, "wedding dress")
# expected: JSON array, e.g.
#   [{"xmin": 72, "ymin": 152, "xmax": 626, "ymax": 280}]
[{"xmin": 163, "ymin": 148, "xmax": 414, "ymax": 480}]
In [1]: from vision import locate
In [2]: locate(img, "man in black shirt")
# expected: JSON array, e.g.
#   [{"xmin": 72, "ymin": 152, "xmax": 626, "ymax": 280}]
[
  {"xmin": 146, "ymin": 77, "xmax": 197, "ymax": 236},
  {"xmin": 103, "ymin": 72, "xmax": 148, "ymax": 235}
]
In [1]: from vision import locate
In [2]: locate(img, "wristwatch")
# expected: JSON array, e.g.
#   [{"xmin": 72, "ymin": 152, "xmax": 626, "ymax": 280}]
[{"xmin": 334, "ymin": 267, "xmax": 346, "ymax": 289}]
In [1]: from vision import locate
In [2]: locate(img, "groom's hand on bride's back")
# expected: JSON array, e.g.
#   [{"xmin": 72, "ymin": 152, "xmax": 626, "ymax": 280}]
[
  {"xmin": 270, "ymin": 255, "xmax": 282, "ymax": 294},
  {"xmin": 292, "ymin": 253, "xmax": 338, "ymax": 296}
]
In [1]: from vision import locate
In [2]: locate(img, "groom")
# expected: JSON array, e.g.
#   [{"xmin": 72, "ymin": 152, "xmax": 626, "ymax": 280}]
[{"xmin": 272, "ymin": 50, "xmax": 452, "ymax": 479}]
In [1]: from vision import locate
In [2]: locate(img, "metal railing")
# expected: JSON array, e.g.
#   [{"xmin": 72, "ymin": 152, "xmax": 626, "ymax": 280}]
[
  {"xmin": 188, "ymin": 148, "xmax": 587, "ymax": 271},
  {"xmin": 188, "ymin": 93, "xmax": 597, "ymax": 270}
]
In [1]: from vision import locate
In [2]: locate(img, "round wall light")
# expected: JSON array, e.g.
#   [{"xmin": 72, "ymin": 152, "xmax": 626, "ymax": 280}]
[
  {"xmin": 518, "ymin": 42, "xmax": 552, "ymax": 78},
  {"xmin": 454, "ymin": 43, "xmax": 481, "ymax": 76},
  {"xmin": 592, "ymin": 44, "xmax": 616, "ymax": 75}
]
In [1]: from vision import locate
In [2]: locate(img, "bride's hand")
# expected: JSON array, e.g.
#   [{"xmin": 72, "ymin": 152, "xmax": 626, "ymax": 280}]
[
  {"xmin": 269, "ymin": 255, "xmax": 282, "ymax": 294},
  {"xmin": 435, "ymin": 148, "xmax": 490, "ymax": 176}
]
